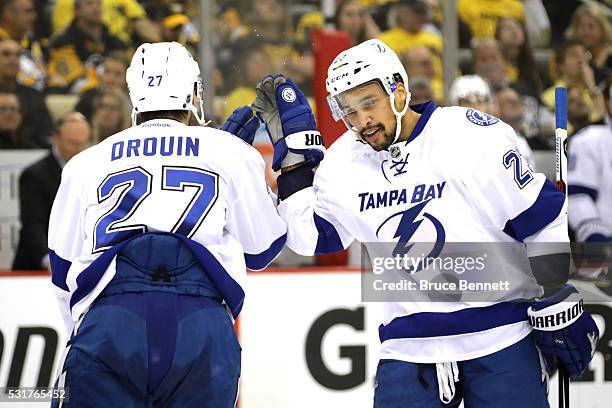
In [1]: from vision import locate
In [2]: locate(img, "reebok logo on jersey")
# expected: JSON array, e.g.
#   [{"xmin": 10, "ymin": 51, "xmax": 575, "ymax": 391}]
[{"xmin": 466, "ymin": 109, "xmax": 499, "ymax": 126}]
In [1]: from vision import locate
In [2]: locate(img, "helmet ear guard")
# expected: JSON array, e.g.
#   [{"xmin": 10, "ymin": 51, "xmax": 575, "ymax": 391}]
[{"xmin": 126, "ymin": 42, "xmax": 208, "ymax": 126}]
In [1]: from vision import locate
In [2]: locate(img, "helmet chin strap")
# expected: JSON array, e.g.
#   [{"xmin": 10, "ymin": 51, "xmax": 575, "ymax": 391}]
[
  {"xmin": 389, "ymin": 90, "xmax": 411, "ymax": 146},
  {"xmin": 190, "ymin": 98, "xmax": 210, "ymax": 126}
]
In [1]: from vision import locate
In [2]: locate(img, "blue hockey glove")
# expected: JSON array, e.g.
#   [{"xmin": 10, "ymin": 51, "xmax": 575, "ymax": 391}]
[
  {"xmin": 219, "ymin": 106, "xmax": 259, "ymax": 145},
  {"xmin": 252, "ymin": 75, "xmax": 325, "ymax": 171},
  {"xmin": 528, "ymin": 284, "xmax": 599, "ymax": 379}
]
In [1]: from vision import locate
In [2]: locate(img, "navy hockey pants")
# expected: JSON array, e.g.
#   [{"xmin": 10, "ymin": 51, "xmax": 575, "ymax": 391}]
[
  {"xmin": 52, "ymin": 234, "xmax": 240, "ymax": 408},
  {"xmin": 373, "ymin": 334, "xmax": 549, "ymax": 408}
]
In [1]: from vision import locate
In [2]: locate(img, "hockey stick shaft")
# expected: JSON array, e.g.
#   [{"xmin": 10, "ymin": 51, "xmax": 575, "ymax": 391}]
[{"xmin": 555, "ymin": 87, "xmax": 569, "ymax": 408}]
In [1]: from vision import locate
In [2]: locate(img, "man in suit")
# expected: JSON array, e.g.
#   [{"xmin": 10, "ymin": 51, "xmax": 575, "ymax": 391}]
[{"xmin": 13, "ymin": 111, "xmax": 91, "ymax": 270}]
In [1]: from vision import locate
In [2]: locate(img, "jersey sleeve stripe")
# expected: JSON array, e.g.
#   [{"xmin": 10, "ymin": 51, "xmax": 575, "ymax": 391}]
[
  {"xmin": 502, "ymin": 180, "xmax": 565, "ymax": 242},
  {"xmin": 244, "ymin": 233, "xmax": 287, "ymax": 271},
  {"xmin": 379, "ymin": 302, "xmax": 529, "ymax": 341},
  {"xmin": 49, "ymin": 249, "xmax": 70, "ymax": 291},
  {"xmin": 568, "ymin": 184, "xmax": 598, "ymax": 201},
  {"xmin": 313, "ymin": 212, "xmax": 345, "ymax": 255}
]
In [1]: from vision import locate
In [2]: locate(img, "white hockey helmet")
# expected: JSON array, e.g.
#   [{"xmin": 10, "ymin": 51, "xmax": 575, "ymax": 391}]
[
  {"xmin": 126, "ymin": 42, "xmax": 206, "ymax": 125},
  {"xmin": 326, "ymin": 39, "xmax": 411, "ymax": 145},
  {"xmin": 448, "ymin": 75, "xmax": 491, "ymax": 106}
]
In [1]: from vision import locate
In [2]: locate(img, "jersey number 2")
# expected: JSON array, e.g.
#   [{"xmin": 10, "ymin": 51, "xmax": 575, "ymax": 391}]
[
  {"xmin": 503, "ymin": 150, "xmax": 533, "ymax": 189},
  {"xmin": 93, "ymin": 166, "xmax": 218, "ymax": 253}
]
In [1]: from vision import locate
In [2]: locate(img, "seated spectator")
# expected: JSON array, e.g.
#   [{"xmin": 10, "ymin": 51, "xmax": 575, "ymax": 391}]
[
  {"xmin": 0, "ymin": 39, "xmax": 52, "ymax": 147},
  {"xmin": 541, "ymin": 39, "xmax": 605, "ymax": 133},
  {"xmin": 471, "ymin": 37, "xmax": 510, "ymax": 93},
  {"xmin": 158, "ymin": 6, "xmax": 200, "ymax": 52},
  {"xmin": 47, "ymin": 0, "xmax": 126, "ymax": 94},
  {"xmin": 401, "ymin": 45, "xmax": 442, "ymax": 103},
  {"xmin": 449, "ymin": 74, "xmax": 494, "ymax": 113},
  {"xmin": 52, "ymin": 0, "xmax": 160, "ymax": 46},
  {"xmin": 12, "ymin": 112, "xmax": 91, "ymax": 270},
  {"xmin": 75, "ymin": 51, "xmax": 129, "ymax": 120},
  {"xmin": 334, "ymin": 0, "xmax": 381, "ymax": 46},
  {"xmin": 91, "ymin": 89, "xmax": 130, "ymax": 143},
  {"xmin": 0, "ymin": 0, "xmax": 46, "ymax": 91},
  {"xmin": 378, "ymin": 0, "xmax": 442, "ymax": 56},
  {"xmin": 564, "ymin": 2, "xmax": 611, "ymax": 83},
  {"xmin": 567, "ymin": 84, "xmax": 593, "ymax": 135},
  {"xmin": 457, "ymin": 0, "xmax": 525, "ymax": 38},
  {"xmin": 495, "ymin": 86, "xmax": 536, "ymax": 168},
  {"xmin": 0, "ymin": 91, "xmax": 28, "ymax": 148},
  {"xmin": 495, "ymin": 17, "xmax": 542, "ymax": 97},
  {"xmin": 223, "ymin": 41, "xmax": 274, "ymax": 121},
  {"xmin": 408, "ymin": 75, "xmax": 434, "ymax": 104}
]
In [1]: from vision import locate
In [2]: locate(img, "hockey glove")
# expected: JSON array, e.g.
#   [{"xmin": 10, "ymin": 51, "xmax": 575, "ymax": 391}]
[
  {"xmin": 252, "ymin": 75, "xmax": 325, "ymax": 171},
  {"xmin": 219, "ymin": 106, "xmax": 259, "ymax": 145},
  {"xmin": 528, "ymin": 284, "xmax": 599, "ymax": 379}
]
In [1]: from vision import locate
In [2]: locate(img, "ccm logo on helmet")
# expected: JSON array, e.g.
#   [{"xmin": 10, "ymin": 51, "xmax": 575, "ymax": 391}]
[{"xmin": 330, "ymin": 73, "xmax": 349, "ymax": 83}]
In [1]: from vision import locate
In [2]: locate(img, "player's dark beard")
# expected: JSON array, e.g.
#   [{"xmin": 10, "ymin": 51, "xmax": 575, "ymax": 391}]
[{"xmin": 361, "ymin": 123, "xmax": 396, "ymax": 151}]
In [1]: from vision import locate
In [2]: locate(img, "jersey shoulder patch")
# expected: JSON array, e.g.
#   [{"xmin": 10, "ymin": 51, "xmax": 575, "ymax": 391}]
[{"xmin": 465, "ymin": 108, "xmax": 499, "ymax": 126}]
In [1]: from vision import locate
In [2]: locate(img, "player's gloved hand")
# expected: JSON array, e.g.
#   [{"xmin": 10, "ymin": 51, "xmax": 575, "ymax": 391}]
[
  {"xmin": 219, "ymin": 106, "xmax": 259, "ymax": 145},
  {"xmin": 252, "ymin": 74, "xmax": 325, "ymax": 171},
  {"xmin": 528, "ymin": 284, "xmax": 599, "ymax": 379}
]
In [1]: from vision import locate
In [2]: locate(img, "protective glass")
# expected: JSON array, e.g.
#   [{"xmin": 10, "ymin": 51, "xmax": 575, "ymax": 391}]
[{"xmin": 326, "ymin": 82, "xmax": 389, "ymax": 131}]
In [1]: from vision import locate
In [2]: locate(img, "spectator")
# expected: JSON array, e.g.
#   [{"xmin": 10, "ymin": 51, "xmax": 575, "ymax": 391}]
[
  {"xmin": 334, "ymin": 0, "xmax": 381, "ymax": 46},
  {"xmin": 0, "ymin": 0, "xmax": 46, "ymax": 90},
  {"xmin": 541, "ymin": 39, "xmax": 606, "ymax": 132},
  {"xmin": 564, "ymin": 2, "xmax": 612, "ymax": 82},
  {"xmin": 90, "ymin": 88, "xmax": 130, "ymax": 143},
  {"xmin": 0, "ymin": 39, "xmax": 52, "ymax": 147},
  {"xmin": 12, "ymin": 111, "xmax": 91, "ymax": 270},
  {"xmin": 449, "ymin": 74, "xmax": 495, "ymax": 113},
  {"xmin": 495, "ymin": 86, "xmax": 537, "ymax": 168},
  {"xmin": 223, "ymin": 41, "xmax": 274, "ymax": 121},
  {"xmin": 52, "ymin": 0, "xmax": 160, "ymax": 46},
  {"xmin": 495, "ymin": 17, "xmax": 542, "ymax": 97},
  {"xmin": 75, "ymin": 51, "xmax": 129, "ymax": 120},
  {"xmin": 457, "ymin": 0, "xmax": 526, "ymax": 38},
  {"xmin": 47, "ymin": 0, "xmax": 126, "ymax": 94},
  {"xmin": 567, "ymin": 84, "xmax": 593, "ymax": 135},
  {"xmin": 400, "ymin": 45, "xmax": 442, "ymax": 103},
  {"xmin": 0, "ymin": 91, "xmax": 28, "ymax": 148},
  {"xmin": 407, "ymin": 75, "xmax": 434, "ymax": 104},
  {"xmin": 471, "ymin": 37, "xmax": 510, "ymax": 92},
  {"xmin": 378, "ymin": 0, "xmax": 442, "ymax": 56}
]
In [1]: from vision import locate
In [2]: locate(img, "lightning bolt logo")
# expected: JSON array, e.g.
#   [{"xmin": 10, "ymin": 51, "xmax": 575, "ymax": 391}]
[{"xmin": 376, "ymin": 199, "xmax": 446, "ymax": 273}]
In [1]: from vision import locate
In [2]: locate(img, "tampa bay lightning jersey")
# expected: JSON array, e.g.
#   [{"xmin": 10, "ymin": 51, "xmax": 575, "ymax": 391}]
[
  {"xmin": 568, "ymin": 121, "xmax": 612, "ymax": 241},
  {"xmin": 278, "ymin": 102, "xmax": 567, "ymax": 362},
  {"xmin": 48, "ymin": 119, "xmax": 287, "ymax": 334}
]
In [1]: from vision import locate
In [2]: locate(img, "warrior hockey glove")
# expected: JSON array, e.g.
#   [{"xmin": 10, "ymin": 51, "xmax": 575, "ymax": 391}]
[
  {"xmin": 252, "ymin": 75, "xmax": 325, "ymax": 171},
  {"xmin": 219, "ymin": 106, "xmax": 259, "ymax": 145},
  {"xmin": 528, "ymin": 284, "xmax": 599, "ymax": 379}
]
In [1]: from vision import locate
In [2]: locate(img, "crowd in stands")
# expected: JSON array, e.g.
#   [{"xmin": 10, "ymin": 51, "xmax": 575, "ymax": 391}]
[{"xmin": 0, "ymin": 0, "xmax": 610, "ymax": 269}]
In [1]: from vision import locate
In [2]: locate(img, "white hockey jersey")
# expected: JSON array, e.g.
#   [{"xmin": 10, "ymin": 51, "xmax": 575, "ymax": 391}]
[
  {"xmin": 278, "ymin": 102, "xmax": 567, "ymax": 362},
  {"xmin": 568, "ymin": 121, "xmax": 612, "ymax": 241},
  {"xmin": 48, "ymin": 119, "xmax": 287, "ymax": 334}
]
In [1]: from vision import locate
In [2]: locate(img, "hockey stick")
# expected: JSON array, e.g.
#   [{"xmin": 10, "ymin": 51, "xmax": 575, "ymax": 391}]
[{"xmin": 555, "ymin": 87, "xmax": 570, "ymax": 408}]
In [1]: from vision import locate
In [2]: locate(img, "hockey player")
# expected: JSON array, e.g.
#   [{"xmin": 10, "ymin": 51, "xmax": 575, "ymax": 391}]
[
  {"xmin": 249, "ymin": 40, "xmax": 598, "ymax": 407},
  {"xmin": 48, "ymin": 42, "xmax": 286, "ymax": 407},
  {"xmin": 568, "ymin": 79, "xmax": 612, "ymax": 243}
]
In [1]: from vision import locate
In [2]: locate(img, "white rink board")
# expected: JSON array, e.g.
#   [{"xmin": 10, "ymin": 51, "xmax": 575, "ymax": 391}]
[{"xmin": 0, "ymin": 272, "xmax": 611, "ymax": 408}]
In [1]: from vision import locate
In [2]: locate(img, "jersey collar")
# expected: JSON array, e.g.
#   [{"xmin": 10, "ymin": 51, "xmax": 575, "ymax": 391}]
[{"xmin": 404, "ymin": 101, "xmax": 437, "ymax": 145}]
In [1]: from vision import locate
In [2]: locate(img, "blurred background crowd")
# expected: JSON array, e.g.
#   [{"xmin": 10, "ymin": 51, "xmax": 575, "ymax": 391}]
[{"xmin": 0, "ymin": 0, "xmax": 610, "ymax": 270}]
